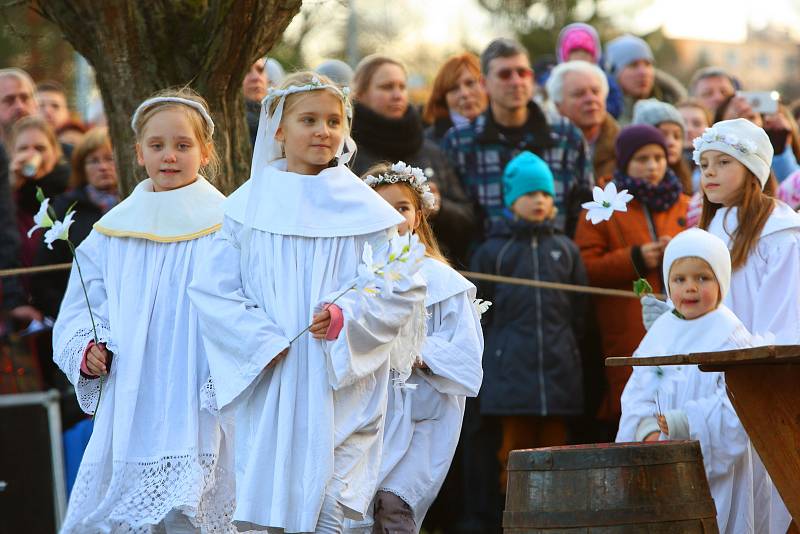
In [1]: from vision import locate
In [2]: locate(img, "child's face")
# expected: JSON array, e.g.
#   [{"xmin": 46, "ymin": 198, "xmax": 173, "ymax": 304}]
[
  {"xmin": 658, "ymin": 122, "xmax": 683, "ymax": 166},
  {"xmin": 376, "ymin": 183, "xmax": 420, "ymax": 236},
  {"xmin": 626, "ymin": 143, "xmax": 667, "ymax": 184},
  {"xmin": 276, "ymin": 91, "xmax": 345, "ymax": 175},
  {"xmin": 699, "ymin": 150, "xmax": 749, "ymax": 207},
  {"xmin": 136, "ymin": 108, "xmax": 208, "ymax": 192},
  {"xmin": 512, "ymin": 191, "xmax": 554, "ymax": 223},
  {"xmin": 668, "ymin": 257, "xmax": 720, "ymax": 320}
]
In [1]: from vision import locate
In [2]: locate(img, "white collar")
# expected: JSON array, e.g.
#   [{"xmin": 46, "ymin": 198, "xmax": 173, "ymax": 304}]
[
  {"xmin": 709, "ymin": 200, "xmax": 800, "ymax": 245},
  {"xmin": 420, "ymin": 256, "xmax": 475, "ymax": 307},
  {"xmin": 224, "ymin": 159, "xmax": 403, "ymax": 237},
  {"xmin": 93, "ymin": 176, "xmax": 225, "ymax": 242},
  {"xmin": 636, "ymin": 305, "xmax": 747, "ymax": 357}
]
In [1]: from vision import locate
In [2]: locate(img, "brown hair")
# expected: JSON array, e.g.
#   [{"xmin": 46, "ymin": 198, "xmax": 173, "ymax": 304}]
[
  {"xmin": 671, "ymin": 158, "xmax": 693, "ymax": 194},
  {"xmin": 70, "ymin": 127, "xmax": 112, "ymax": 188},
  {"xmin": 362, "ymin": 162, "xmax": 449, "ymax": 265},
  {"xmin": 423, "ymin": 53, "xmax": 485, "ymax": 124},
  {"xmin": 9, "ymin": 115, "xmax": 62, "ymax": 161},
  {"xmin": 699, "ymin": 170, "xmax": 776, "ymax": 270},
  {"xmin": 133, "ymin": 86, "xmax": 220, "ymax": 179},
  {"xmin": 352, "ymin": 55, "xmax": 406, "ymax": 100}
]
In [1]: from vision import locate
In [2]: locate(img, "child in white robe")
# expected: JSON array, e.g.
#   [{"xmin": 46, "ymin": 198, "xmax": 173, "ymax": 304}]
[
  {"xmin": 343, "ymin": 162, "xmax": 484, "ymax": 532},
  {"xmin": 52, "ymin": 89, "xmax": 233, "ymax": 533},
  {"xmin": 188, "ymin": 73, "xmax": 427, "ymax": 533},
  {"xmin": 618, "ymin": 228, "xmax": 769, "ymax": 533}
]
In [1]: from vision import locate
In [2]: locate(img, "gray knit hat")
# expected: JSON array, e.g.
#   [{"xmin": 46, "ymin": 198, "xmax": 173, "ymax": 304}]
[
  {"xmin": 605, "ymin": 34, "xmax": 654, "ymax": 75},
  {"xmin": 632, "ymin": 98, "xmax": 686, "ymax": 133}
]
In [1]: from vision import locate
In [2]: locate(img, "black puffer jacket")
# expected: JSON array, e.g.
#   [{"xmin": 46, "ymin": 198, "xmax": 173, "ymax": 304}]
[{"xmin": 470, "ymin": 217, "xmax": 588, "ymax": 415}]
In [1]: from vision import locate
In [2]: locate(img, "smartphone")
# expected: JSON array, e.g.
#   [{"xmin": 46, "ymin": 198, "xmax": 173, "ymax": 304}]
[{"xmin": 737, "ymin": 91, "xmax": 780, "ymax": 114}]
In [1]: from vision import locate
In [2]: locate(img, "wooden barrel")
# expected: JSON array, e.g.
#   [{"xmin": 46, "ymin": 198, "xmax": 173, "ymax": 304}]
[{"xmin": 504, "ymin": 441, "xmax": 719, "ymax": 533}]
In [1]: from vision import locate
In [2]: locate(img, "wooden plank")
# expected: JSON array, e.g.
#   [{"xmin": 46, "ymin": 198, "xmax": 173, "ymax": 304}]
[
  {"xmin": 605, "ymin": 345, "xmax": 800, "ymax": 368},
  {"xmin": 723, "ymin": 364, "xmax": 800, "ymax": 522}
]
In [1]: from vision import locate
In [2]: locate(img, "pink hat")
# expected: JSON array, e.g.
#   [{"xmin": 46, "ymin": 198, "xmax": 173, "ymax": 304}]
[{"xmin": 560, "ymin": 29, "xmax": 599, "ymax": 63}]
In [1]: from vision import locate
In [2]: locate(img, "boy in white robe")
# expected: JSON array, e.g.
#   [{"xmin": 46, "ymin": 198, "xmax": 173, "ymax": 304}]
[
  {"xmin": 618, "ymin": 227, "xmax": 769, "ymax": 533},
  {"xmin": 188, "ymin": 73, "xmax": 427, "ymax": 533},
  {"xmin": 52, "ymin": 91, "xmax": 234, "ymax": 533}
]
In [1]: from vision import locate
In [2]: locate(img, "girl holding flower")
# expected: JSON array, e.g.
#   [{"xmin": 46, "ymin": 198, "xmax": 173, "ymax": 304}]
[
  {"xmin": 188, "ymin": 72, "xmax": 426, "ymax": 532},
  {"xmin": 52, "ymin": 88, "xmax": 233, "ymax": 533}
]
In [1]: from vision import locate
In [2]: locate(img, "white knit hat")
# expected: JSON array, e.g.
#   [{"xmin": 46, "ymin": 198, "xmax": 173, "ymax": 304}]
[
  {"xmin": 663, "ymin": 228, "xmax": 731, "ymax": 302},
  {"xmin": 632, "ymin": 98, "xmax": 685, "ymax": 133},
  {"xmin": 692, "ymin": 118, "xmax": 773, "ymax": 188}
]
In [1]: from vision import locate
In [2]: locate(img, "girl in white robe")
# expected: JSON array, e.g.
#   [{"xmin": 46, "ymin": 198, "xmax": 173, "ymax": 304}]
[
  {"xmin": 695, "ymin": 118, "xmax": 800, "ymax": 533},
  {"xmin": 618, "ymin": 228, "xmax": 767, "ymax": 533},
  {"xmin": 344, "ymin": 162, "xmax": 484, "ymax": 532},
  {"xmin": 53, "ymin": 91, "xmax": 234, "ymax": 533},
  {"xmin": 188, "ymin": 73, "xmax": 427, "ymax": 533}
]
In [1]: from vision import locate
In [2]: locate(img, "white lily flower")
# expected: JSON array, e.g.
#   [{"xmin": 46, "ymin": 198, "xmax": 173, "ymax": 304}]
[
  {"xmin": 43, "ymin": 210, "xmax": 75, "ymax": 250},
  {"xmin": 27, "ymin": 198, "xmax": 54, "ymax": 237},
  {"xmin": 581, "ymin": 182, "xmax": 634, "ymax": 225},
  {"xmin": 473, "ymin": 299, "xmax": 493, "ymax": 315}
]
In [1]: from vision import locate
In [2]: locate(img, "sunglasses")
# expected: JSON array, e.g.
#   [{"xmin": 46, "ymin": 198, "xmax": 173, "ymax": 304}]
[{"xmin": 494, "ymin": 67, "xmax": 533, "ymax": 80}]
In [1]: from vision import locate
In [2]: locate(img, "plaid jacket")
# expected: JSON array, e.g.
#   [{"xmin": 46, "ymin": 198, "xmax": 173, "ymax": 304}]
[{"xmin": 442, "ymin": 102, "xmax": 593, "ymax": 238}]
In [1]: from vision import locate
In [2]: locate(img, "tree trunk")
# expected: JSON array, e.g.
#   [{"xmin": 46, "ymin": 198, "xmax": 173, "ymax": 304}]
[{"xmin": 32, "ymin": 0, "xmax": 302, "ymax": 195}]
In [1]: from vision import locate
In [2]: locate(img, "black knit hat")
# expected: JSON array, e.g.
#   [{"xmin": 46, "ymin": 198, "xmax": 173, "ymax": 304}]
[{"xmin": 615, "ymin": 124, "xmax": 668, "ymax": 174}]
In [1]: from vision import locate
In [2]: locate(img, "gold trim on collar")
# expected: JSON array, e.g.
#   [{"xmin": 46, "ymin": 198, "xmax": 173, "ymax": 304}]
[{"xmin": 93, "ymin": 223, "xmax": 222, "ymax": 243}]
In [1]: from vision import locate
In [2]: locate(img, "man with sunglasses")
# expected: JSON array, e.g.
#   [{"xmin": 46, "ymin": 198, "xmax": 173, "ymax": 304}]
[{"xmin": 441, "ymin": 37, "xmax": 593, "ymax": 246}]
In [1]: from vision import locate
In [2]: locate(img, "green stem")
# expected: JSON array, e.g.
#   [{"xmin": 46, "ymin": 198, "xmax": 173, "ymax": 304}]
[
  {"xmin": 288, "ymin": 284, "xmax": 355, "ymax": 345},
  {"xmin": 66, "ymin": 239, "xmax": 103, "ymax": 418}
]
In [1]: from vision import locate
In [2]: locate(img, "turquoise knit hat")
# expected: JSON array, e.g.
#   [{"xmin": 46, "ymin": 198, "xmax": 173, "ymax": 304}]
[{"xmin": 503, "ymin": 151, "xmax": 556, "ymax": 208}]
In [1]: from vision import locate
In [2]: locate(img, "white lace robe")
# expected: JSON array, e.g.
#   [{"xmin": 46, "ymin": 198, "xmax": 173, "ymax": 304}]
[
  {"xmin": 345, "ymin": 257, "xmax": 484, "ymax": 533},
  {"xmin": 188, "ymin": 214, "xmax": 426, "ymax": 533},
  {"xmin": 53, "ymin": 231, "xmax": 234, "ymax": 534}
]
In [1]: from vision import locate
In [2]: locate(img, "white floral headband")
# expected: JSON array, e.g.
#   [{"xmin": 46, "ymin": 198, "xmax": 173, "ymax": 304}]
[
  {"xmin": 692, "ymin": 127, "xmax": 757, "ymax": 165},
  {"xmin": 131, "ymin": 96, "xmax": 214, "ymax": 136},
  {"xmin": 262, "ymin": 76, "xmax": 352, "ymax": 120},
  {"xmin": 364, "ymin": 161, "xmax": 437, "ymax": 210}
]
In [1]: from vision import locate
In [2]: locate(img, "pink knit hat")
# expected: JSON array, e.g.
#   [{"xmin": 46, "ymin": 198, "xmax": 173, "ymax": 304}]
[{"xmin": 559, "ymin": 27, "xmax": 599, "ymax": 63}]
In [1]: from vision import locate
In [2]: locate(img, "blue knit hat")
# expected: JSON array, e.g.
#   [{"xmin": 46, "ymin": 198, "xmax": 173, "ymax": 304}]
[
  {"xmin": 503, "ymin": 151, "xmax": 555, "ymax": 208},
  {"xmin": 605, "ymin": 34, "xmax": 653, "ymax": 75}
]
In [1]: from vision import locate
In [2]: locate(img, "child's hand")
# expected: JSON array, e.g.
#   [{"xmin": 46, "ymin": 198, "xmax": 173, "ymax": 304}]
[
  {"xmin": 643, "ymin": 431, "xmax": 660, "ymax": 442},
  {"xmin": 266, "ymin": 347, "xmax": 289, "ymax": 369},
  {"xmin": 310, "ymin": 308, "xmax": 332, "ymax": 339},
  {"xmin": 86, "ymin": 343, "xmax": 110, "ymax": 376},
  {"xmin": 657, "ymin": 414, "xmax": 669, "ymax": 436}
]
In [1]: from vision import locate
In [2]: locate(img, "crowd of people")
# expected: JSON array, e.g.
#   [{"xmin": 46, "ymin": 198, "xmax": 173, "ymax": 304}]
[{"xmin": 2, "ymin": 20, "xmax": 800, "ymax": 534}]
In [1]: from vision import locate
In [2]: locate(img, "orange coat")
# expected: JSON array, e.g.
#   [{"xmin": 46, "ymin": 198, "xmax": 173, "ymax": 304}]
[{"xmin": 574, "ymin": 194, "xmax": 689, "ymax": 420}]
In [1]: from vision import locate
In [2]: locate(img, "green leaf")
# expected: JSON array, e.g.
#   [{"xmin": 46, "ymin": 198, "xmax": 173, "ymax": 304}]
[
  {"xmin": 671, "ymin": 309, "xmax": 686, "ymax": 320},
  {"xmin": 65, "ymin": 200, "xmax": 79, "ymax": 215},
  {"xmin": 633, "ymin": 278, "xmax": 653, "ymax": 297},
  {"xmin": 35, "ymin": 186, "xmax": 45, "ymax": 204}
]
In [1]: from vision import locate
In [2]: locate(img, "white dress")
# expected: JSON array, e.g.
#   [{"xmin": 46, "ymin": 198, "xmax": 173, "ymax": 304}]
[
  {"xmin": 617, "ymin": 306, "xmax": 766, "ymax": 534},
  {"xmin": 188, "ymin": 161, "xmax": 427, "ymax": 533},
  {"xmin": 53, "ymin": 177, "xmax": 235, "ymax": 534},
  {"xmin": 707, "ymin": 201, "xmax": 800, "ymax": 533},
  {"xmin": 345, "ymin": 257, "xmax": 484, "ymax": 532}
]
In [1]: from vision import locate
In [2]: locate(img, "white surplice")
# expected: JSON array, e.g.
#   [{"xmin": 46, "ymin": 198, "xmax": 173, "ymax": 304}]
[
  {"xmin": 344, "ymin": 257, "xmax": 484, "ymax": 532},
  {"xmin": 188, "ymin": 161, "xmax": 427, "ymax": 533},
  {"xmin": 617, "ymin": 306, "xmax": 767, "ymax": 534},
  {"xmin": 707, "ymin": 200, "xmax": 800, "ymax": 533},
  {"xmin": 52, "ymin": 177, "xmax": 235, "ymax": 533}
]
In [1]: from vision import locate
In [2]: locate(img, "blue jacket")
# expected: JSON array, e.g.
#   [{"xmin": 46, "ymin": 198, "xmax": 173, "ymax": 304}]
[{"xmin": 471, "ymin": 217, "xmax": 588, "ymax": 415}]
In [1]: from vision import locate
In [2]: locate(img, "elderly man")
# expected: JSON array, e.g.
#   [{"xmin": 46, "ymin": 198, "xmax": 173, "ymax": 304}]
[
  {"xmin": 605, "ymin": 34, "xmax": 686, "ymax": 125},
  {"xmin": 547, "ymin": 60, "xmax": 620, "ymax": 179},
  {"xmin": 0, "ymin": 68, "xmax": 38, "ymax": 150},
  {"xmin": 442, "ymin": 38, "xmax": 593, "ymax": 240},
  {"xmin": 689, "ymin": 66, "xmax": 737, "ymax": 116}
]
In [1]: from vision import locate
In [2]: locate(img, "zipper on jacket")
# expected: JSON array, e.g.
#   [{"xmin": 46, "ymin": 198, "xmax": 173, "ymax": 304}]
[{"xmin": 532, "ymin": 236, "xmax": 547, "ymax": 414}]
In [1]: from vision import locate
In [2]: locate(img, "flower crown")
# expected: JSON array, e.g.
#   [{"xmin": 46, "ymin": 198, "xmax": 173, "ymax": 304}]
[
  {"xmin": 364, "ymin": 161, "xmax": 437, "ymax": 210},
  {"xmin": 692, "ymin": 127, "xmax": 758, "ymax": 165},
  {"xmin": 262, "ymin": 76, "xmax": 352, "ymax": 119}
]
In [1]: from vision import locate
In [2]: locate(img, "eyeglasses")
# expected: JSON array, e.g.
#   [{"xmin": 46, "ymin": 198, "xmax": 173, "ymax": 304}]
[{"xmin": 494, "ymin": 67, "xmax": 533, "ymax": 81}]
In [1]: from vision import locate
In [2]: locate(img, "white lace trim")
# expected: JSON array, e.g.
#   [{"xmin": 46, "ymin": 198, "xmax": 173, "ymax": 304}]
[
  {"xmin": 54, "ymin": 322, "xmax": 112, "ymax": 414},
  {"xmin": 61, "ymin": 451, "xmax": 235, "ymax": 533},
  {"xmin": 199, "ymin": 376, "xmax": 218, "ymax": 415},
  {"xmin": 389, "ymin": 301, "xmax": 428, "ymax": 388}
]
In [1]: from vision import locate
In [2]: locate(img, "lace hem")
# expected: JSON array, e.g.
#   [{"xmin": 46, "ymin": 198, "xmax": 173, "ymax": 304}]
[
  {"xmin": 61, "ymin": 451, "xmax": 235, "ymax": 534},
  {"xmin": 199, "ymin": 376, "xmax": 218, "ymax": 415},
  {"xmin": 54, "ymin": 322, "xmax": 112, "ymax": 414}
]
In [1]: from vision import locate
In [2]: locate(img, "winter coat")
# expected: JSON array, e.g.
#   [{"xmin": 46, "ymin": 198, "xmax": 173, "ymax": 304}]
[
  {"xmin": 351, "ymin": 102, "xmax": 477, "ymax": 268},
  {"xmin": 245, "ymin": 99, "xmax": 260, "ymax": 147},
  {"xmin": 470, "ymin": 217, "xmax": 588, "ymax": 416},
  {"xmin": 0, "ymin": 144, "xmax": 23, "ymax": 310},
  {"xmin": 573, "ymin": 194, "xmax": 689, "ymax": 420},
  {"xmin": 592, "ymin": 113, "xmax": 620, "ymax": 179},
  {"xmin": 31, "ymin": 186, "xmax": 107, "ymax": 317}
]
